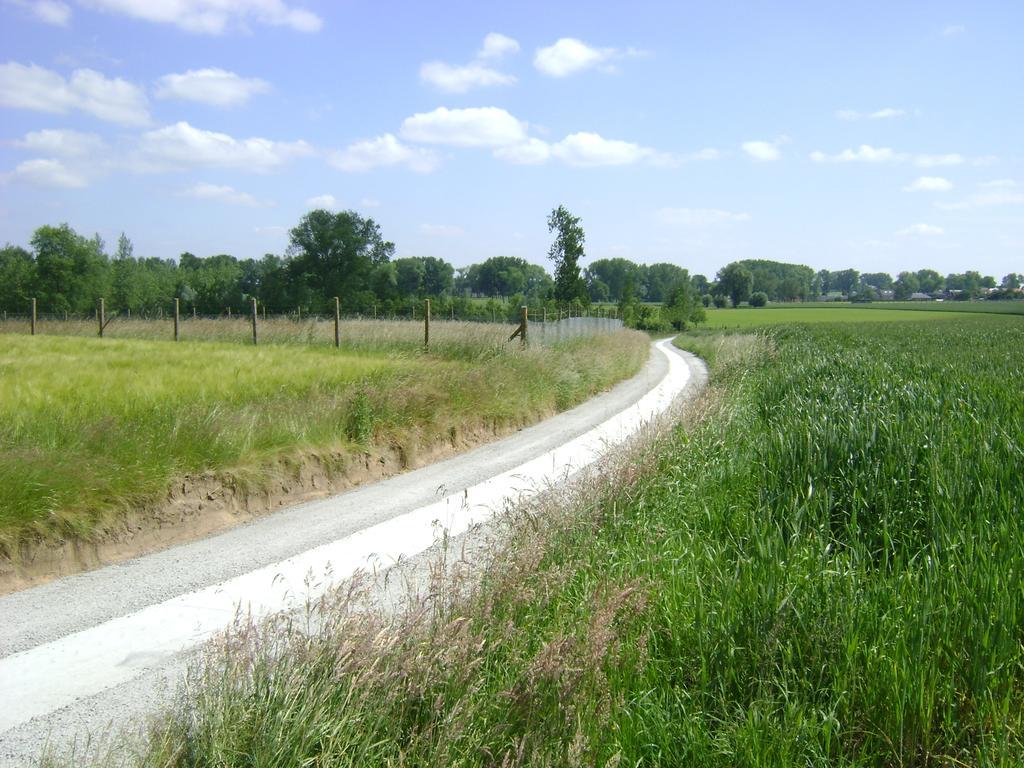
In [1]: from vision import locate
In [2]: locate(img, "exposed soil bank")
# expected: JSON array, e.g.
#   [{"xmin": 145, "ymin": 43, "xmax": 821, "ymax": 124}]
[{"xmin": 0, "ymin": 416, "xmax": 546, "ymax": 595}]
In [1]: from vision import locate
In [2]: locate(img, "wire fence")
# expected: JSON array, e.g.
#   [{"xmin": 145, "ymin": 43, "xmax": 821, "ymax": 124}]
[{"xmin": 0, "ymin": 299, "xmax": 624, "ymax": 351}]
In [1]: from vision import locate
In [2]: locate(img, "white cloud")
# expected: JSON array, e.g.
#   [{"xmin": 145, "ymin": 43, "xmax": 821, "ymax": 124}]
[
  {"xmin": 420, "ymin": 223, "xmax": 463, "ymax": 236},
  {"xmin": 979, "ymin": 179, "xmax": 1017, "ymax": 189},
  {"xmin": 0, "ymin": 62, "xmax": 150, "ymax": 125},
  {"xmin": 898, "ymin": 223, "xmax": 944, "ymax": 237},
  {"xmin": 904, "ymin": 176, "xmax": 953, "ymax": 192},
  {"xmin": 914, "ymin": 153, "xmax": 964, "ymax": 168},
  {"xmin": 478, "ymin": 32, "xmax": 520, "ymax": 60},
  {"xmin": 155, "ymin": 68, "xmax": 270, "ymax": 107},
  {"xmin": 181, "ymin": 182, "xmax": 263, "ymax": 206},
  {"xmin": 14, "ymin": 128, "xmax": 106, "ymax": 157},
  {"xmin": 550, "ymin": 132, "xmax": 654, "ymax": 167},
  {"xmin": 420, "ymin": 33, "xmax": 519, "ymax": 93},
  {"xmin": 811, "ymin": 146, "xmax": 973, "ymax": 168},
  {"xmin": 305, "ymin": 193, "xmax": 340, "ymax": 210},
  {"xmin": 359, "ymin": 197, "xmax": 381, "ymax": 208},
  {"xmin": 655, "ymin": 207, "xmax": 751, "ymax": 226},
  {"xmin": 7, "ymin": 0, "xmax": 72, "ymax": 25},
  {"xmin": 492, "ymin": 132, "xmax": 687, "ymax": 168},
  {"xmin": 742, "ymin": 140, "xmax": 781, "ymax": 162},
  {"xmin": 942, "ymin": 24, "xmax": 966, "ymax": 37},
  {"xmin": 936, "ymin": 180, "xmax": 1024, "ymax": 210},
  {"xmin": 493, "ymin": 137, "xmax": 551, "ymax": 165},
  {"xmin": 533, "ymin": 37, "xmax": 629, "ymax": 77},
  {"xmin": 836, "ymin": 107, "xmax": 907, "ymax": 120},
  {"xmin": 401, "ymin": 106, "xmax": 528, "ymax": 147},
  {"xmin": 810, "ymin": 145, "xmax": 907, "ymax": 163},
  {"xmin": 419, "ymin": 62, "xmax": 516, "ymax": 93},
  {"xmin": 3, "ymin": 157, "xmax": 88, "ymax": 187},
  {"xmin": 135, "ymin": 121, "xmax": 311, "ymax": 172},
  {"xmin": 871, "ymin": 107, "xmax": 906, "ymax": 119},
  {"xmin": 78, "ymin": 0, "xmax": 322, "ymax": 34},
  {"xmin": 329, "ymin": 133, "xmax": 439, "ymax": 173}
]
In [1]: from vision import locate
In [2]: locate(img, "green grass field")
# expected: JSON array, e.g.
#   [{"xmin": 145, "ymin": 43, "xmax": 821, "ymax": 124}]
[
  {"xmin": 792, "ymin": 300, "xmax": 1024, "ymax": 315},
  {"xmin": 0, "ymin": 327, "xmax": 648, "ymax": 555},
  {"xmin": 703, "ymin": 305, "xmax": 980, "ymax": 328},
  {"xmin": 120, "ymin": 313, "xmax": 1024, "ymax": 767}
]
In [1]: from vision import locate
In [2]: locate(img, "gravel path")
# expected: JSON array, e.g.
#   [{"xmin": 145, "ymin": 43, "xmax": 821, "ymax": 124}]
[{"xmin": 0, "ymin": 340, "xmax": 706, "ymax": 766}]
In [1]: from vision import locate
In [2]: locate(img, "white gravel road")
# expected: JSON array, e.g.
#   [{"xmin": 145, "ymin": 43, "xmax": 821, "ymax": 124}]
[{"xmin": 0, "ymin": 339, "xmax": 707, "ymax": 766}]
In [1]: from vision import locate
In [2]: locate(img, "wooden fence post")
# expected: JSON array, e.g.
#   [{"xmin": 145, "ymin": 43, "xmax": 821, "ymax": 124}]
[
  {"xmin": 251, "ymin": 298, "xmax": 258, "ymax": 345},
  {"xmin": 31, "ymin": 298, "xmax": 36, "ymax": 335},
  {"xmin": 334, "ymin": 296, "xmax": 340, "ymax": 348},
  {"xmin": 174, "ymin": 298, "xmax": 180, "ymax": 341},
  {"xmin": 520, "ymin": 305, "xmax": 528, "ymax": 347},
  {"xmin": 98, "ymin": 298, "xmax": 105, "ymax": 337},
  {"xmin": 424, "ymin": 298, "xmax": 430, "ymax": 349}
]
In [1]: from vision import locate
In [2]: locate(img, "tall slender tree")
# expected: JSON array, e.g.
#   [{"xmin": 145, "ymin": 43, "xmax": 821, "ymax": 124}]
[{"xmin": 547, "ymin": 205, "xmax": 588, "ymax": 304}]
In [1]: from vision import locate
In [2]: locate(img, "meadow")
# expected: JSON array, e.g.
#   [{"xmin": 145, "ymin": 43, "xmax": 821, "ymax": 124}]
[
  {"xmin": 115, "ymin": 313, "xmax": 1024, "ymax": 767},
  {"xmin": 703, "ymin": 300, "xmax": 1024, "ymax": 329},
  {"xmin": 702, "ymin": 305, "xmax": 976, "ymax": 328},
  {"xmin": 0, "ymin": 323, "xmax": 648, "ymax": 557}
]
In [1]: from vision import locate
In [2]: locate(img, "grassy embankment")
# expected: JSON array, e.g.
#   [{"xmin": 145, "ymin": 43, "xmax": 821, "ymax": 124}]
[
  {"xmin": 0, "ymin": 322, "xmax": 648, "ymax": 556},
  {"xmin": 114, "ymin": 313, "xmax": 1024, "ymax": 767}
]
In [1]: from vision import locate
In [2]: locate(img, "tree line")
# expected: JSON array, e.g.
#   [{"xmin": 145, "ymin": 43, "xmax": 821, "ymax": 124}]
[
  {"xmin": 2, "ymin": 207, "xmax": 1018, "ymax": 324},
  {"xmin": 0, "ymin": 207, "xmax": 705, "ymax": 327}
]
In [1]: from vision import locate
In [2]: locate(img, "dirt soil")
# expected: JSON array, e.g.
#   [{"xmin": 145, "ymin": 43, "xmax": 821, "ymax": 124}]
[{"xmin": 0, "ymin": 416, "xmax": 546, "ymax": 595}]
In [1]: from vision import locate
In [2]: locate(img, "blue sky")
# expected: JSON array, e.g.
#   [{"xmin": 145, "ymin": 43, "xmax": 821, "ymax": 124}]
[{"xmin": 1, "ymin": 0, "xmax": 1021, "ymax": 279}]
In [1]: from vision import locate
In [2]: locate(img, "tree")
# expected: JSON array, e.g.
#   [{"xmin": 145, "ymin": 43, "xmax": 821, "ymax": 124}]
[
  {"xmin": 861, "ymin": 272, "xmax": 893, "ymax": 291},
  {"xmin": 1001, "ymin": 273, "xmax": 1021, "ymax": 291},
  {"xmin": 832, "ymin": 268, "xmax": 859, "ymax": 296},
  {"xmin": 644, "ymin": 263, "xmax": 689, "ymax": 302},
  {"xmin": 547, "ymin": 205, "xmax": 588, "ymax": 304},
  {"xmin": 0, "ymin": 244, "xmax": 36, "ymax": 310},
  {"xmin": 663, "ymin": 272, "xmax": 706, "ymax": 330},
  {"xmin": 586, "ymin": 258, "xmax": 643, "ymax": 303},
  {"xmin": 916, "ymin": 269, "xmax": 944, "ymax": 294},
  {"xmin": 115, "ymin": 232, "xmax": 134, "ymax": 261},
  {"xmin": 287, "ymin": 209, "xmax": 394, "ymax": 310},
  {"xmin": 716, "ymin": 262, "xmax": 754, "ymax": 307},
  {"xmin": 894, "ymin": 271, "xmax": 920, "ymax": 300},
  {"xmin": 31, "ymin": 223, "xmax": 109, "ymax": 313},
  {"xmin": 749, "ymin": 291, "xmax": 768, "ymax": 307},
  {"xmin": 421, "ymin": 256, "xmax": 455, "ymax": 296},
  {"xmin": 393, "ymin": 257, "xmax": 427, "ymax": 296}
]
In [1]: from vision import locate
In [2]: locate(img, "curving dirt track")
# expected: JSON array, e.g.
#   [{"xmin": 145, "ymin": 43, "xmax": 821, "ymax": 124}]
[{"xmin": 0, "ymin": 339, "xmax": 707, "ymax": 765}]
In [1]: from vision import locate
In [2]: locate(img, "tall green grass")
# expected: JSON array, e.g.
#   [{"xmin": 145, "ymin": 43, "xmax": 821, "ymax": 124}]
[
  {"xmin": 0, "ymin": 329, "xmax": 647, "ymax": 554},
  {"xmin": 702, "ymin": 306, "xmax": 983, "ymax": 328},
  {"xmin": 97, "ymin": 315, "xmax": 1024, "ymax": 767}
]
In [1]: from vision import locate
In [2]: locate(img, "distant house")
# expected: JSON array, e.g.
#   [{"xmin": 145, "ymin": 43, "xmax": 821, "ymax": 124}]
[
  {"xmin": 909, "ymin": 292, "xmax": 933, "ymax": 301},
  {"xmin": 878, "ymin": 289, "xmax": 895, "ymax": 300}
]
